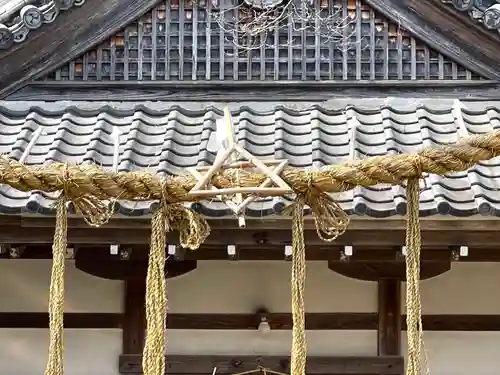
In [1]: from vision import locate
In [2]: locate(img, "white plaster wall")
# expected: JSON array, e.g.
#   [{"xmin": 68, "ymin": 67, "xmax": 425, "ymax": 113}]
[
  {"xmin": 0, "ymin": 260, "xmax": 498, "ymax": 374},
  {"xmin": 399, "ymin": 263, "xmax": 500, "ymax": 375},
  {"xmin": 402, "ymin": 263, "xmax": 500, "ymax": 314},
  {"xmin": 0, "ymin": 259, "xmax": 123, "ymax": 375},
  {"xmin": 0, "ymin": 329, "xmax": 122, "ymax": 375},
  {"xmin": 0, "ymin": 259, "xmax": 123, "ymax": 313},
  {"xmin": 168, "ymin": 261, "xmax": 377, "ymax": 313}
]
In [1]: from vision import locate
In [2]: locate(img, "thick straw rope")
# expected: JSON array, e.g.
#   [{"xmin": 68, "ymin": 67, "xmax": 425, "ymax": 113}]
[
  {"xmin": 0, "ymin": 131, "xmax": 498, "ymax": 202},
  {"xmin": 43, "ymin": 168, "xmax": 112, "ymax": 375},
  {"xmin": 29, "ymin": 131, "xmax": 500, "ymax": 375}
]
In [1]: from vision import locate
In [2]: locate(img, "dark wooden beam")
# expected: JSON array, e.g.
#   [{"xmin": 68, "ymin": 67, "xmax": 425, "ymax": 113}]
[
  {"xmin": 75, "ymin": 256, "xmax": 198, "ymax": 280},
  {"xmin": 123, "ymin": 279, "xmax": 146, "ymax": 354},
  {"xmin": 0, "ymin": 0, "xmax": 161, "ymax": 99},
  {"xmin": 1, "ymin": 226, "xmax": 500, "ymax": 248},
  {"xmin": 0, "ymin": 312, "xmax": 121, "ymax": 328},
  {"xmin": 17, "ymin": 216, "xmax": 500, "ymax": 232},
  {"xmin": 3, "ymin": 244, "xmax": 500, "ymax": 262},
  {"xmin": 165, "ymin": 313, "xmax": 377, "ymax": 330},
  {"xmin": 328, "ymin": 261, "xmax": 451, "ymax": 281},
  {"xmin": 1, "ymin": 312, "xmax": 500, "ymax": 331},
  {"xmin": 7, "ymin": 80, "xmax": 500, "ymax": 101},
  {"xmin": 364, "ymin": 0, "xmax": 500, "ymax": 80},
  {"xmin": 377, "ymin": 280, "xmax": 401, "ymax": 356},
  {"xmin": 118, "ymin": 355, "xmax": 404, "ymax": 375}
]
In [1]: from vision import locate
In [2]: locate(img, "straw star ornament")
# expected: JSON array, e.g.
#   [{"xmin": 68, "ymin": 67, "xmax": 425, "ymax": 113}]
[{"xmin": 187, "ymin": 107, "xmax": 292, "ymax": 228}]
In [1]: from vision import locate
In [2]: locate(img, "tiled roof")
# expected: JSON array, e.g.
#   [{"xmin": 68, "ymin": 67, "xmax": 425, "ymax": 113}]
[
  {"xmin": 0, "ymin": 0, "xmax": 85, "ymax": 50},
  {"xmin": 442, "ymin": 0, "xmax": 500, "ymax": 33},
  {"xmin": 1, "ymin": 99, "xmax": 500, "ymax": 218}
]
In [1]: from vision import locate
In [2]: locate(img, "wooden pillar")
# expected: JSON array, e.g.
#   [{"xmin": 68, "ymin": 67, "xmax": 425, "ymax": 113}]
[
  {"xmin": 377, "ymin": 278, "xmax": 401, "ymax": 356},
  {"xmin": 122, "ymin": 278, "xmax": 146, "ymax": 354}
]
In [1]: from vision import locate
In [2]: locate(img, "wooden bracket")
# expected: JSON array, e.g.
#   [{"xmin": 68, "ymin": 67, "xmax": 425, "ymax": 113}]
[{"xmin": 187, "ymin": 107, "xmax": 292, "ymax": 227}]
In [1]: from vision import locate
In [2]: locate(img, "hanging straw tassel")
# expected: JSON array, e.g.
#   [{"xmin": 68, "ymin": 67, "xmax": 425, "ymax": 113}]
[
  {"xmin": 290, "ymin": 197, "xmax": 307, "ymax": 375},
  {"xmin": 142, "ymin": 206, "xmax": 168, "ymax": 375},
  {"xmin": 142, "ymin": 178, "xmax": 210, "ymax": 375},
  {"xmin": 404, "ymin": 177, "xmax": 428, "ymax": 375},
  {"xmin": 44, "ymin": 195, "xmax": 68, "ymax": 375},
  {"xmin": 286, "ymin": 182, "xmax": 349, "ymax": 375}
]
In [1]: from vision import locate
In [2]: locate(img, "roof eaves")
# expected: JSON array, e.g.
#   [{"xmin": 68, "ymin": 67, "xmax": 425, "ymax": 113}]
[
  {"xmin": 442, "ymin": 0, "xmax": 500, "ymax": 32},
  {"xmin": 0, "ymin": 0, "xmax": 85, "ymax": 50}
]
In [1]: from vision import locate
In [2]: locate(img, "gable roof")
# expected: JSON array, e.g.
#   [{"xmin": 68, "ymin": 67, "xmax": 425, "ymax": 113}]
[
  {"xmin": 2, "ymin": 0, "xmax": 500, "ymax": 99},
  {"xmin": 0, "ymin": 0, "xmax": 84, "ymax": 50},
  {"xmin": 1, "ymin": 99, "xmax": 500, "ymax": 218},
  {"xmin": 37, "ymin": 0, "xmax": 485, "ymax": 83},
  {"xmin": 0, "ymin": 0, "xmax": 160, "ymax": 98},
  {"xmin": 363, "ymin": 0, "xmax": 500, "ymax": 80}
]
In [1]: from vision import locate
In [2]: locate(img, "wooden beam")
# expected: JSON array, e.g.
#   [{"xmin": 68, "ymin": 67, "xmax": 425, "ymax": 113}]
[
  {"xmin": 377, "ymin": 280, "xmax": 401, "ymax": 356},
  {"xmin": 328, "ymin": 261, "xmax": 451, "ymax": 281},
  {"xmin": 3, "ymin": 245, "xmax": 500, "ymax": 262},
  {"xmin": 0, "ymin": 312, "xmax": 121, "ymax": 328},
  {"xmin": 1, "ymin": 312, "xmax": 500, "ymax": 331},
  {"xmin": 364, "ymin": 0, "xmax": 500, "ymax": 80},
  {"xmin": 1, "ymin": 226, "xmax": 500, "ymax": 247},
  {"xmin": 16, "ymin": 216, "xmax": 500, "ymax": 232},
  {"xmin": 123, "ymin": 279, "xmax": 146, "ymax": 354},
  {"xmin": 0, "ymin": 0, "xmax": 161, "ymax": 98},
  {"xmin": 7, "ymin": 80, "xmax": 500, "ymax": 101},
  {"xmin": 118, "ymin": 355, "xmax": 404, "ymax": 375},
  {"xmin": 75, "ymin": 256, "xmax": 198, "ymax": 280},
  {"xmin": 164, "ymin": 313, "xmax": 377, "ymax": 330}
]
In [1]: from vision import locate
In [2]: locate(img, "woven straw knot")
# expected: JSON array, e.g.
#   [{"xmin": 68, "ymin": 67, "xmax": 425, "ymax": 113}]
[
  {"xmin": 55, "ymin": 164, "xmax": 112, "ymax": 227},
  {"xmin": 286, "ymin": 169, "xmax": 349, "ymax": 243},
  {"xmin": 158, "ymin": 178, "xmax": 211, "ymax": 250}
]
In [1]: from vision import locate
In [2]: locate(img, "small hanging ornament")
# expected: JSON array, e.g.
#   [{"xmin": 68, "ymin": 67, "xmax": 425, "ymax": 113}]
[{"xmin": 187, "ymin": 107, "xmax": 292, "ymax": 228}]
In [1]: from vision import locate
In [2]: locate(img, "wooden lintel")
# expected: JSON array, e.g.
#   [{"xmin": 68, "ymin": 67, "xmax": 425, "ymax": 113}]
[
  {"xmin": 75, "ymin": 256, "xmax": 198, "ymax": 280},
  {"xmin": 0, "ymin": 312, "xmax": 121, "ymax": 328},
  {"xmin": 15, "ymin": 216, "xmax": 500, "ymax": 232},
  {"xmin": 328, "ymin": 261, "xmax": 451, "ymax": 281},
  {"xmin": 1, "ymin": 226, "xmax": 500, "ymax": 248},
  {"xmin": 377, "ymin": 280, "xmax": 401, "ymax": 356},
  {"xmin": 118, "ymin": 355, "xmax": 404, "ymax": 375},
  {"xmin": 5, "ymin": 245, "xmax": 500, "ymax": 262},
  {"xmin": 7, "ymin": 80, "xmax": 500, "ymax": 101},
  {"xmin": 1, "ymin": 312, "xmax": 500, "ymax": 331}
]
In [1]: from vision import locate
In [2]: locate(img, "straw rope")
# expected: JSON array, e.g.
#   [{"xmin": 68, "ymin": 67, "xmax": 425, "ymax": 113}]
[
  {"xmin": 25, "ymin": 131, "xmax": 500, "ymax": 375},
  {"xmin": 142, "ymin": 205, "xmax": 168, "ymax": 375},
  {"xmin": 290, "ymin": 197, "xmax": 307, "ymax": 375},
  {"xmin": 142, "ymin": 178, "xmax": 210, "ymax": 375},
  {"xmin": 405, "ymin": 174, "xmax": 428, "ymax": 375},
  {"xmin": 405, "ymin": 178, "xmax": 422, "ymax": 375},
  {"xmin": 43, "ymin": 195, "xmax": 67, "ymax": 375},
  {"xmin": 0, "ymin": 131, "xmax": 498, "ymax": 202}
]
